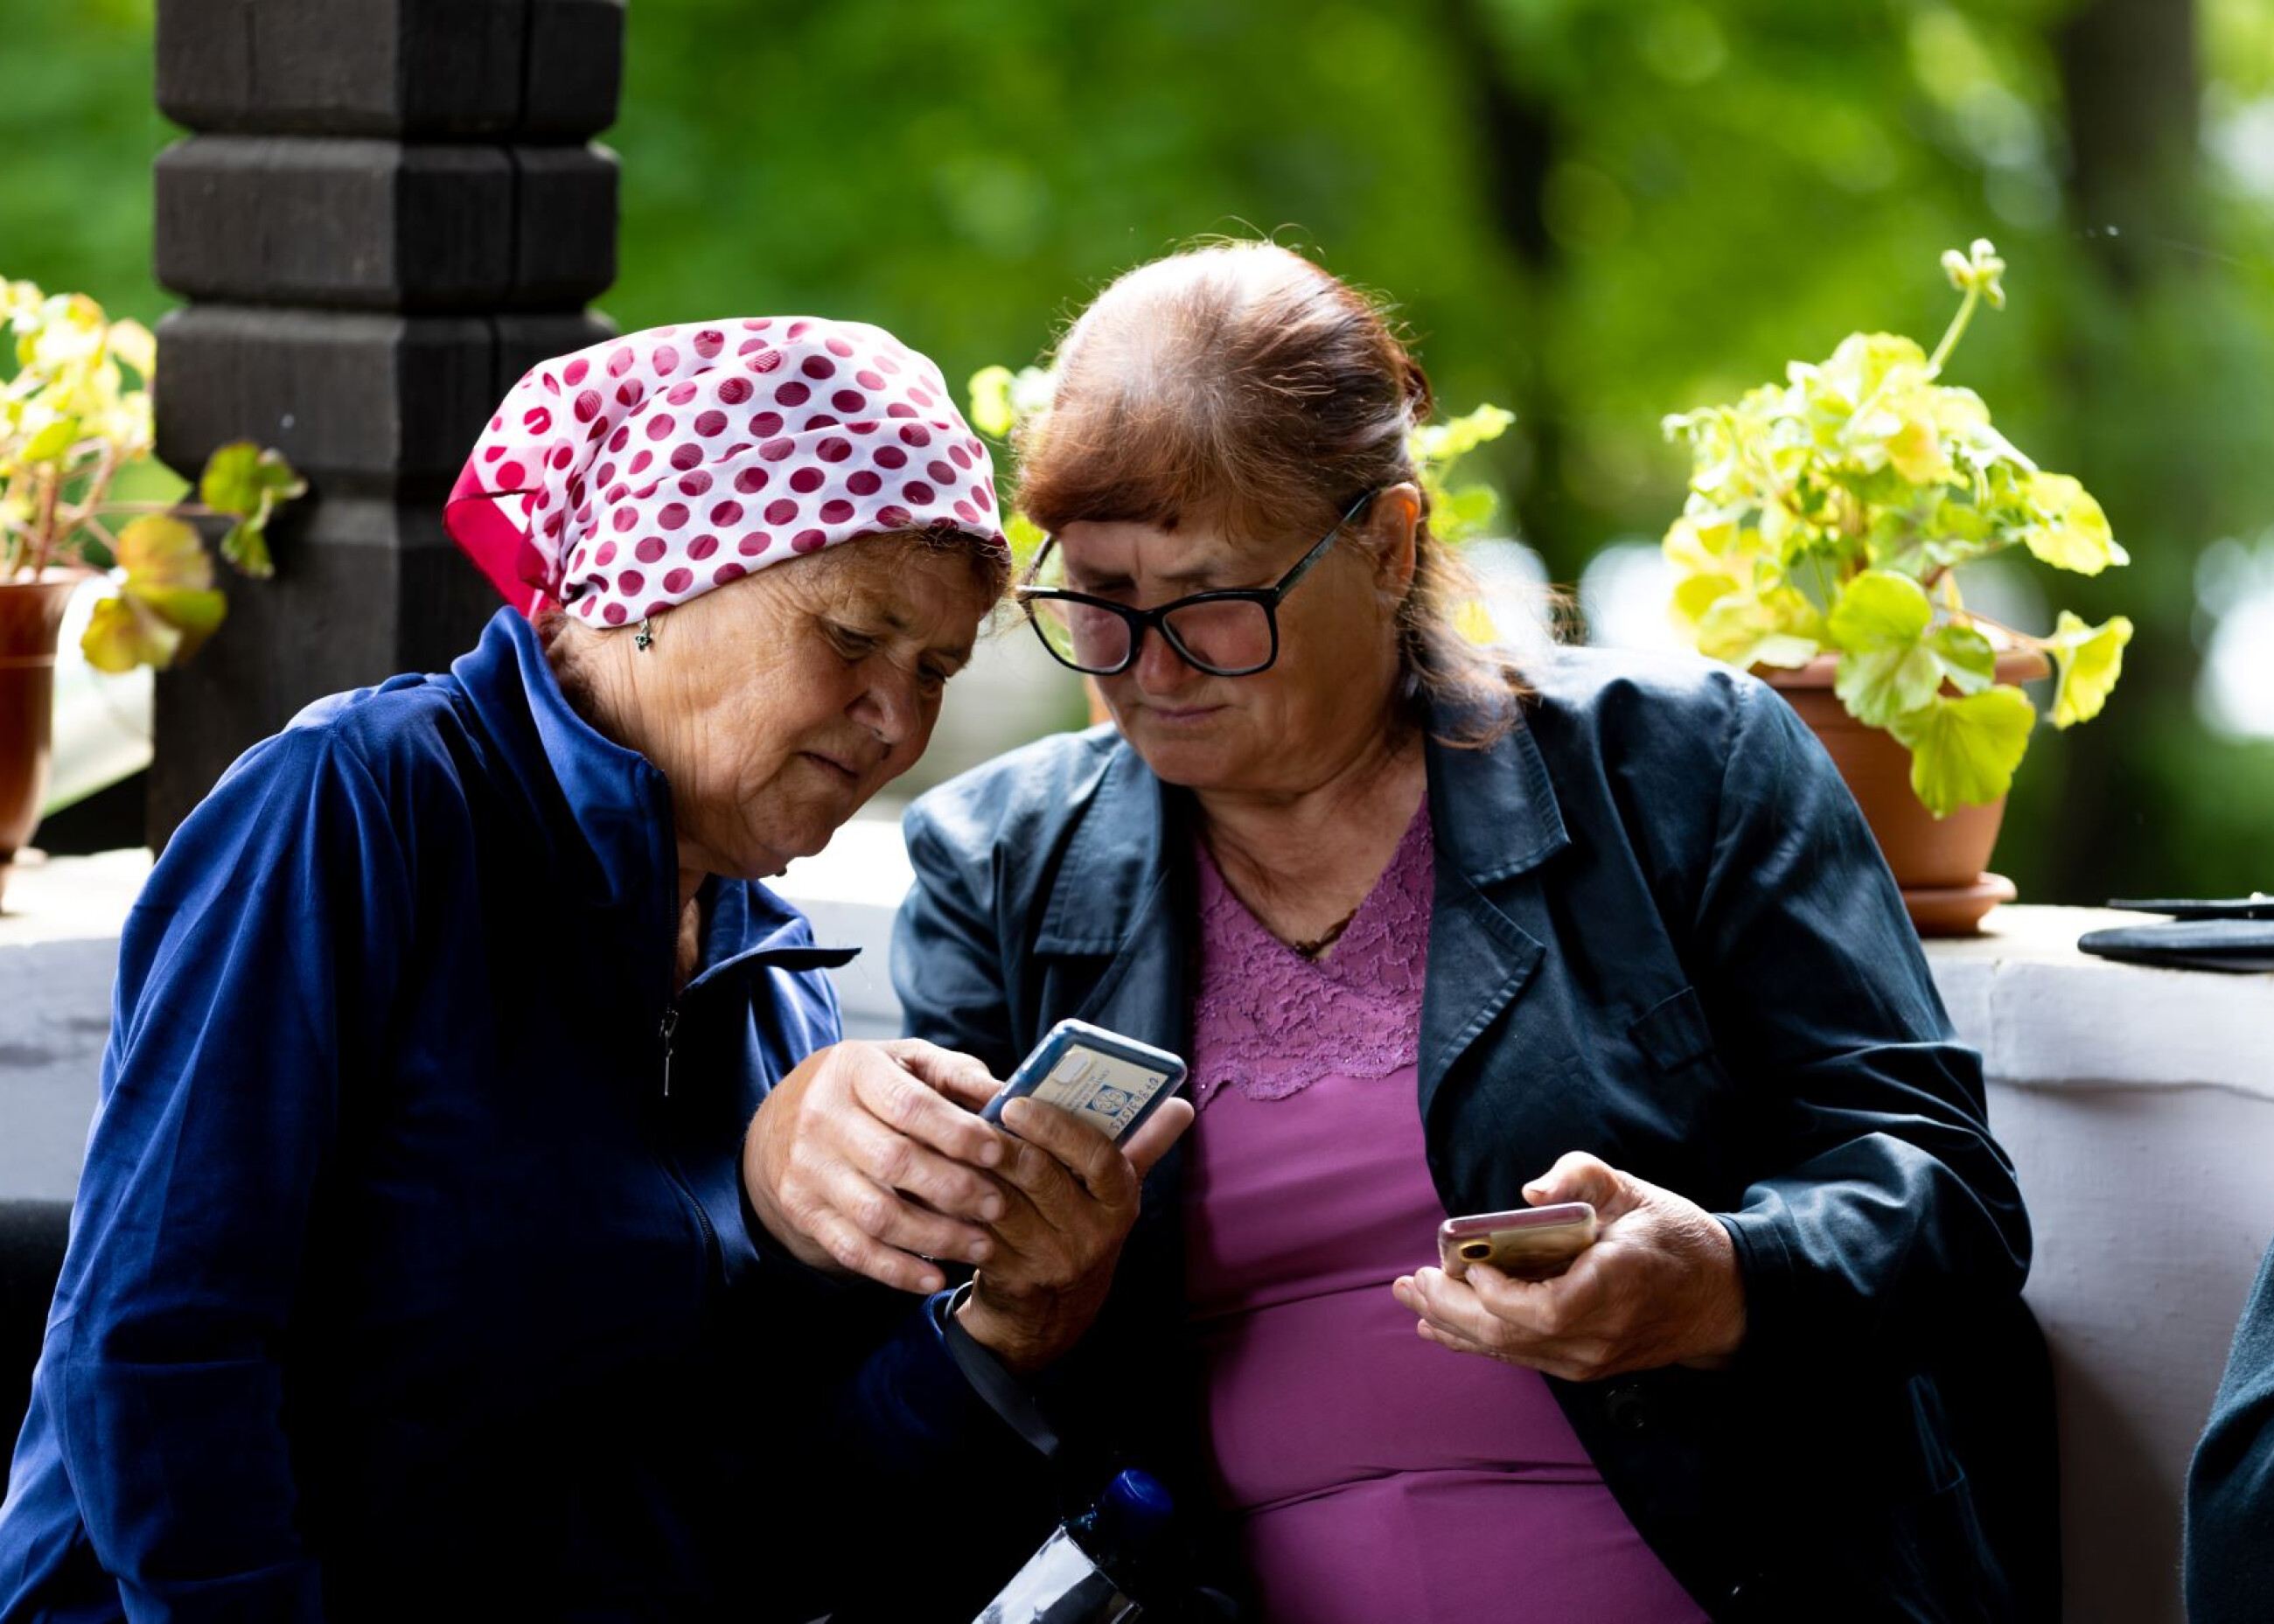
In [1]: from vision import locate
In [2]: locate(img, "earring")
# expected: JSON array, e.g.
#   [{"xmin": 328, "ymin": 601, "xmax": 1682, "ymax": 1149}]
[{"xmin": 634, "ymin": 617, "xmax": 654, "ymax": 652}]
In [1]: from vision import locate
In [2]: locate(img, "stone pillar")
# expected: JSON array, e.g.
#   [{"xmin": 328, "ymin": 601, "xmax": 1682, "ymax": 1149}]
[{"xmin": 148, "ymin": 0, "xmax": 623, "ymax": 844}]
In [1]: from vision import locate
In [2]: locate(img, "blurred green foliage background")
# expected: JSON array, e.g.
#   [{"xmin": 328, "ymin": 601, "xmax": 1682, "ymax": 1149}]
[{"xmin": 8, "ymin": 0, "xmax": 2273, "ymax": 903}]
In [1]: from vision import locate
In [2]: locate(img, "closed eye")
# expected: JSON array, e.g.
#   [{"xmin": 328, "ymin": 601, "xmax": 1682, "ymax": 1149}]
[{"xmin": 825, "ymin": 623, "xmax": 878, "ymax": 659}]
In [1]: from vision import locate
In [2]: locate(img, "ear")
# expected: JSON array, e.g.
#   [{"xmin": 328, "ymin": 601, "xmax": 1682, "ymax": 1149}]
[{"xmin": 1367, "ymin": 482, "xmax": 1422, "ymax": 598}]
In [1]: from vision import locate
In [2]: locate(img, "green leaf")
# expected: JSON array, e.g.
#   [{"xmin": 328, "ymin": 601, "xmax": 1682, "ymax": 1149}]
[
  {"xmin": 1413, "ymin": 402, "xmax": 1515, "ymax": 465},
  {"xmin": 81, "ymin": 593, "xmax": 182, "ymax": 673},
  {"xmin": 967, "ymin": 365, "xmax": 1016, "ymax": 439},
  {"xmin": 115, "ymin": 514, "xmax": 212, "ymax": 590},
  {"xmin": 1928, "ymin": 622, "xmax": 1996, "ymax": 694},
  {"xmin": 1003, "ymin": 510, "xmax": 1049, "ymax": 575},
  {"xmin": 22, "ymin": 412, "xmax": 79, "ymax": 463},
  {"xmin": 2046, "ymin": 610, "xmax": 2132, "ymax": 728},
  {"xmin": 1836, "ymin": 643, "xmax": 1942, "ymax": 728},
  {"xmin": 1433, "ymin": 481, "xmax": 1499, "ymax": 542},
  {"xmin": 1888, "ymin": 686, "xmax": 2036, "ymax": 816},
  {"xmin": 198, "ymin": 441, "xmax": 264, "ymax": 515},
  {"xmin": 1826, "ymin": 568, "xmax": 1931, "ymax": 648},
  {"xmin": 82, "ymin": 514, "xmax": 228, "ymax": 670},
  {"xmin": 2019, "ymin": 471, "xmax": 2125, "ymax": 575},
  {"xmin": 1671, "ymin": 571, "xmax": 1740, "ymax": 629},
  {"xmin": 1694, "ymin": 590, "xmax": 1822, "ymax": 668},
  {"xmin": 220, "ymin": 518, "xmax": 274, "ymax": 579}
]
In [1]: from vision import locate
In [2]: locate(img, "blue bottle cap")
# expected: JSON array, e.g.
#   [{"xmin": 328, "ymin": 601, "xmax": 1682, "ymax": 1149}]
[{"xmin": 1098, "ymin": 1467, "xmax": 1175, "ymax": 1554}]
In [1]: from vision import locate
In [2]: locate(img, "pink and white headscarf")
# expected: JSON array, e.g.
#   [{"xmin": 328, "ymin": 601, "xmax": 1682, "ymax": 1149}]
[{"xmin": 445, "ymin": 317, "xmax": 1007, "ymax": 626}]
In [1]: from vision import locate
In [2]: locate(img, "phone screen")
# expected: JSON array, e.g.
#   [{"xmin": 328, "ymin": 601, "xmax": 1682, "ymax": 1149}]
[{"xmin": 1020, "ymin": 1043, "xmax": 1175, "ymax": 1141}]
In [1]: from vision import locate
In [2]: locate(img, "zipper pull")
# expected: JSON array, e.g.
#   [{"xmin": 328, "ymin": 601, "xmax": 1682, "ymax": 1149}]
[{"xmin": 659, "ymin": 1006, "xmax": 680, "ymax": 1098}]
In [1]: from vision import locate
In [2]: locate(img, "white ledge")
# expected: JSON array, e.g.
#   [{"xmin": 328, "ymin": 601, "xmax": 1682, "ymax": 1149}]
[{"xmin": 4, "ymin": 848, "xmax": 2269, "ymax": 1622}]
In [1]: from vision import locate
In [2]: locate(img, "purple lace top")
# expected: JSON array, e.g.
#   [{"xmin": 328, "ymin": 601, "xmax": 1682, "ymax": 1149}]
[
  {"xmin": 1188, "ymin": 798, "xmax": 1432, "ymax": 1106},
  {"xmin": 1182, "ymin": 799, "xmax": 1706, "ymax": 1623}
]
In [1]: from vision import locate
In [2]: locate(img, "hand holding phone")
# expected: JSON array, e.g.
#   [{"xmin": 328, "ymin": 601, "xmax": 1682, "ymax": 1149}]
[
  {"xmin": 1436, "ymin": 1202, "xmax": 1597, "ymax": 1283},
  {"xmin": 956, "ymin": 1022, "xmax": 1194, "ymax": 1373},
  {"xmin": 980, "ymin": 1019, "xmax": 1189, "ymax": 1145}
]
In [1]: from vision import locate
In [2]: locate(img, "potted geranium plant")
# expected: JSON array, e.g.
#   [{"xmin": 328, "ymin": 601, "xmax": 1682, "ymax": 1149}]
[
  {"xmin": 1660, "ymin": 240, "xmax": 2131, "ymax": 933},
  {"xmin": 2, "ymin": 278, "xmax": 303, "ymax": 904}
]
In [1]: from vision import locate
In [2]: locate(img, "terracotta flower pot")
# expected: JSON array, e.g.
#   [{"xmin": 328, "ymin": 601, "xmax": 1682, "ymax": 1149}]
[
  {"xmin": 0, "ymin": 574, "xmax": 80, "ymax": 910},
  {"xmin": 1759, "ymin": 648, "xmax": 2051, "ymax": 937}
]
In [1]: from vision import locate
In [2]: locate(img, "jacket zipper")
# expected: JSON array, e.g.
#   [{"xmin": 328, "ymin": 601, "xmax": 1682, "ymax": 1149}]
[{"xmin": 653, "ymin": 1001, "xmax": 720, "ymax": 1269}]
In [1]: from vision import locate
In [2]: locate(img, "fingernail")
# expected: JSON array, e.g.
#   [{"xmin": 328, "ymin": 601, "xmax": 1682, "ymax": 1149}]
[
  {"xmin": 966, "ymin": 1239, "xmax": 991, "ymax": 1265},
  {"xmin": 918, "ymin": 1272, "xmax": 944, "ymax": 1294},
  {"xmin": 979, "ymin": 1140, "xmax": 1003, "ymax": 1167},
  {"xmin": 979, "ymin": 1195, "xmax": 1004, "ymax": 1222}
]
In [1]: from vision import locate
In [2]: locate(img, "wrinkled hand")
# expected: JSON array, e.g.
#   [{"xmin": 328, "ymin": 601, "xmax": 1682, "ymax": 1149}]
[
  {"xmin": 742, "ymin": 1039, "xmax": 1008, "ymax": 1295},
  {"xmin": 1392, "ymin": 1151, "xmax": 1747, "ymax": 1382},
  {"xmin": 954, "ymin": 1096, "xmax": 1196, "ymax": 1375}
]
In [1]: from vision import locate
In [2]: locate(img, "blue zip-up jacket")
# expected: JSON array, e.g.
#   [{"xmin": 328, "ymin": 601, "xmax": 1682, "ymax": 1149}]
[{"xmin": 0, "ymin": 610, "xmax": 1015, "ymax": 1621}]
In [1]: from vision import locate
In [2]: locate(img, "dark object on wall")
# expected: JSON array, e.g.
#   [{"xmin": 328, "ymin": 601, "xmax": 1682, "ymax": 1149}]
[
  {"xmin": 148, "ymin": 0, "xmax": 626, "ymax": 847},
  {"xmin": 2079, "ymin": 920, "xmax": 2274, "ymax": 973},
  {"xmin": 0, "ymin": 1200, "xmax": 71, "ymax": 1493}
]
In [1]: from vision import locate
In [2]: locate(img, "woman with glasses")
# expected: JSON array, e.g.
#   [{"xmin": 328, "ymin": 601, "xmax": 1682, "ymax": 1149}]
[{"xmin": 890, "ymin": 242, "xmax": 2042, "ymax": 1621}]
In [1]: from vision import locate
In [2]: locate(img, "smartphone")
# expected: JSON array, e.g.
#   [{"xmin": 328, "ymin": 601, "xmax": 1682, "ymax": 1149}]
[
  {"xmin": 1436, "ymin": 1202, "xmax": 1598, "ymax": 1283},
  {"xmin": 980, "ymin": 1019, "xmax": 1189, "ymax": 1145}
]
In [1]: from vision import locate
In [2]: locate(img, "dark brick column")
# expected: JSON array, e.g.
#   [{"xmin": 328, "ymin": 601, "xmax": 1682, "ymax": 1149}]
[{"xmin": 148, "ymin": 0, "xmax": 623, "ymax": 844}]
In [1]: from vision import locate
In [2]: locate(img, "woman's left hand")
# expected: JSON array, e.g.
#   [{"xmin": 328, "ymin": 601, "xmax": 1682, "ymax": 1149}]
[{"xmin": 1392, "ymin": 1151, "xmax": 1747, "ymax": 1382}]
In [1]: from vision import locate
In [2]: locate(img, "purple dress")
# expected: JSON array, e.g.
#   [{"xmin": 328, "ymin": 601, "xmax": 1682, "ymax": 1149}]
[{"xmin": 1183, "ymin": 801, "xmax": 1707, "ymax": 1622}]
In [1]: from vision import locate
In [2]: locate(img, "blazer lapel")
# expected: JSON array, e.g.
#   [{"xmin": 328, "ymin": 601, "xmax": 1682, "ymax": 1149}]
[
  {"xmin": 1033, "ymin": 735, "xmax": 1191, "ymax": 1056},
  {"xmin": 1418, "ymin": 711, "xmax": 1570, "ymax": 1126}
]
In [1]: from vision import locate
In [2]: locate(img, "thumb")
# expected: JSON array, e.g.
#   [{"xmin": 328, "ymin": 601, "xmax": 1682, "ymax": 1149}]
[
  {"xmin": 1121, "ymin": 1097, "xmax": 1195, "ymax": 1181},
  {"xmin": 1523, "ymin": 1150, "xmax": 1632, "ymax": 1217}
]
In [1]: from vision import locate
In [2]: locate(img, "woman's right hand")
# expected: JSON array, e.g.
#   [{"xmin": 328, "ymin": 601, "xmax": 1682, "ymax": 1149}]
[
  {"xmin": 742, "ymin": 1038, "xmax": 1010, "ymax": 1295},
  {"xmin": 953, "ymin": 1096, "xmax": 1195, "ymax": 1373}
]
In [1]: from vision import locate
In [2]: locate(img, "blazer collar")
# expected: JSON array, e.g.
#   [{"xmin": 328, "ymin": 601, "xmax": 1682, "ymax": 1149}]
[
  {"xmin": 1032, "ymin": 694, "xmax": 1570, "ymax": 957},
  {"xmin": 1036, "ymin": 730, "xmax": 1178, "ymax": 956},
  {"xmin": 1424, "ymin": 700, "xmax": 1570, "ymax": 886}
]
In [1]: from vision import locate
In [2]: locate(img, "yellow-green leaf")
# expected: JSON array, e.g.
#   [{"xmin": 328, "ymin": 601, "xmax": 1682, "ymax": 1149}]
[
  {"xmin": 967, "ymin": 366, "xmax": 1016, "ymax": 439},
  {"xmin": 1928, "ymin": 622, "xmax": 1996, "ymax": 694},
  {"xmin": 1889, "ymin": 686, "xmax": 2036, "ymax": 815},
  {"xmin": 220, "ymin": 519, "xmax": 274, "ymax": 579},
  {"xmin": 1433, "ymin": 482, "xmax": 1499, "ymax": 542},
  {"xmin": 2020, "ymin": 471, "xmax": 2124, "ymax": 575},
  {"xmin": 108, "ymin": 318, "xmax": 156, "ymax": 378},
  {"xmin": 1671, "ymin": 571, "xmax": 1739, "ymax": 631},
  {"xmin": 1827, "ymin": 568, "xmax": 1932, "ymax": 648},
  {"xmin": 22, "ymin": 412, "xmax": 79, "ymax": 463},
  {"xmin": 115, "ymin": 514, "xmax": 213, "ymax": 591},
  {"xmin": 1413, "ymin": 402, "xmax": 1515, "ymax": 464},
  {"xmin": 80, "ymin": 593, "xmax": 180, "ymax": 673},
  {"xmin": 1696, "ymin": 590, "xmax": 1822, "ymax": 668},
  {"xmin": 198, "ymin": 441, "xmax": 265, "ymax": 516},
  {"xmin": 1836, "ymin": 643, "xmax": 1942, "ymax": 728},
  {"xmin": 2047, "ymin": 610, "xmax": 2131, "ymax": 728}
]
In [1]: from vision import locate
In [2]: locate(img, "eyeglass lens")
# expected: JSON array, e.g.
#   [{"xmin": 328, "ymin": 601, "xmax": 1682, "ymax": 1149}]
[{"xmin": 1032, "ymin": 595, "xmax": 1275, "ymax": 676}]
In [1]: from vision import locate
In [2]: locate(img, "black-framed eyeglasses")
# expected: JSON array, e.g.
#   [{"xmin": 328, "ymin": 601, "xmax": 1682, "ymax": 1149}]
[{"xmin": 1015, "ymin": 490, "xmax": 1378, "ymax": 679}]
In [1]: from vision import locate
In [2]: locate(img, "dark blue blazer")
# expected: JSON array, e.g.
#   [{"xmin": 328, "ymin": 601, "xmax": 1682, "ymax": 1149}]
[
  {"xmin": 2187, "ymin": 1234, "xmax": 2274, "ymax": 1620},
  {"xmin": 0, "ymin": 610, "xmax": 1004, "ymax": 1623},
  {"xmin": 893, "ymin": 647, "xmax": 2043, "ymax": 1621}
]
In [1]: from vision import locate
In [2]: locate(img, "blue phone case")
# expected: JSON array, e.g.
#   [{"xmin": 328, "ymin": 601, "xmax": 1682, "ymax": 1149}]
[{"xmin": 980, "ymin": 1019, "xmax": 1189, "ymax": 1142}]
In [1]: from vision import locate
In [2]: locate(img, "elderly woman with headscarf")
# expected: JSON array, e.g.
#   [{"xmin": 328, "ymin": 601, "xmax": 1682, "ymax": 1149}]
[
  {"xmin": 891, "ymin": 246, "xmax": 2045, "ymax": 1621},
  {"xmin": 0, "ymin": 317, "xmax": 1190, "ymax": 1622}
]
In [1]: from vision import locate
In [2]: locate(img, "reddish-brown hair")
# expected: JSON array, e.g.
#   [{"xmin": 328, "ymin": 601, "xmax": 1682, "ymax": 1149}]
[{"xmin": 1015, "ymin": 241, "xmax": 1523, "ymax": 734}]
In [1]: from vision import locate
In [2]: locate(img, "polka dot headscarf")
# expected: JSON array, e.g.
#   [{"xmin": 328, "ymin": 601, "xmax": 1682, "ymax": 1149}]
[{"xmin": 444, "ymin": 317, "xmax": 1008, "ymax": 626}]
